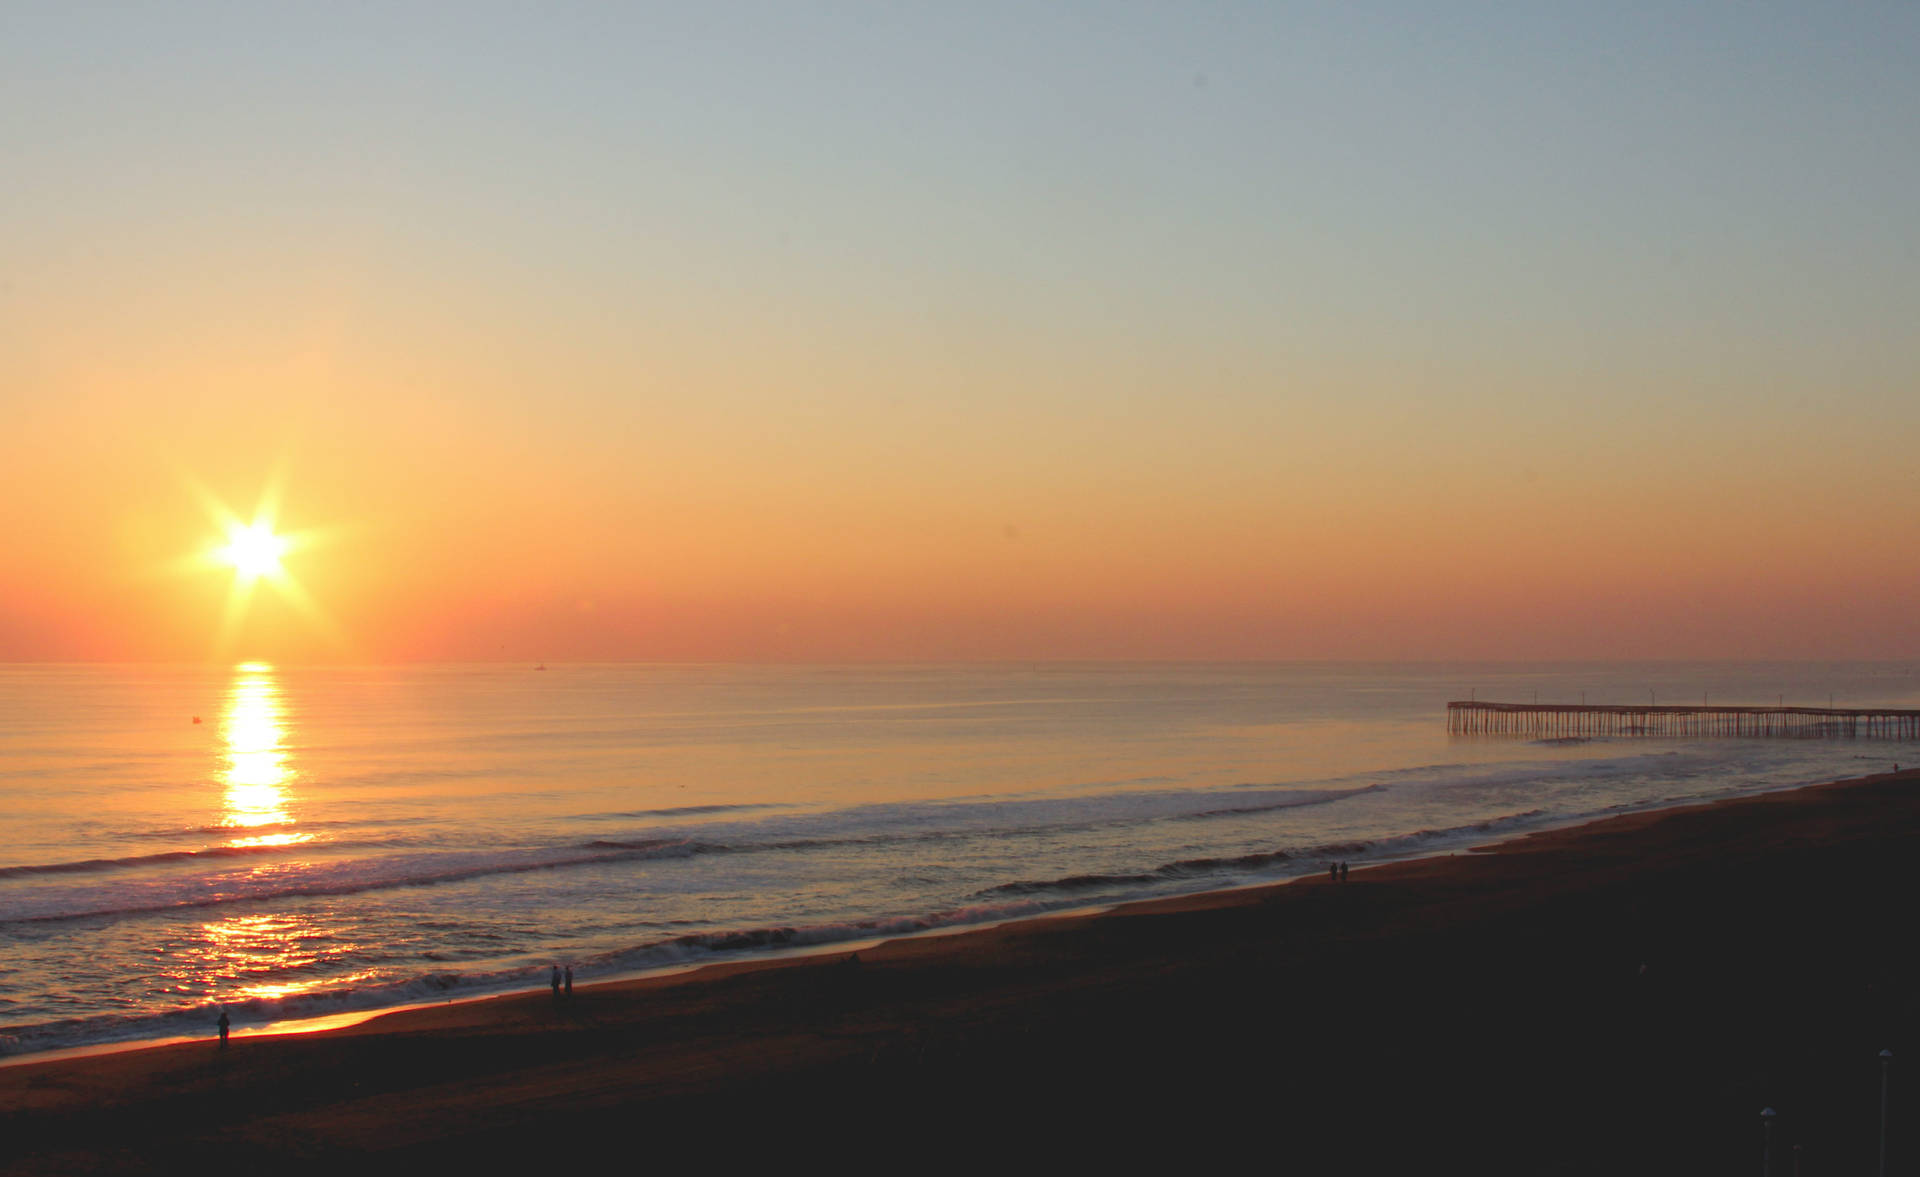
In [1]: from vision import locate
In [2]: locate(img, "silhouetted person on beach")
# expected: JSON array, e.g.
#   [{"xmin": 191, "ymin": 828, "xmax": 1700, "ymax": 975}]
[
  {"xmin": 550, "ymin": 964, "xmax": 561, "ymax": 1004},
  {"xmin": 217, "ymin": 1009, "xmax": 230, "ymax": 1047},
  {"xmin": 1328, "ymin": 863, "xmax": 1338, "ymax": 883},
  {"xmin": 564, "ymin": 965, "xmax": 573, "ymax": 997},
  {"xmin": 1339, "ymin": 862, "xmax": 1349, "ymax": 883}
]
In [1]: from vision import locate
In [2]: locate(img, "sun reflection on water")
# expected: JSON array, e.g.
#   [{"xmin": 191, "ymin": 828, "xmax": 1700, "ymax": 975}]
[
  {"xmin": 191, "ymin": 912, "xmax": 372, "ymax": 1002},
  {"xmin": 219, "ymin": 662, "xmax": 311, "ymax": 847},
  {"xmin": 175, "ymin": 670, "xmax": 366, "ymax": 1005}
]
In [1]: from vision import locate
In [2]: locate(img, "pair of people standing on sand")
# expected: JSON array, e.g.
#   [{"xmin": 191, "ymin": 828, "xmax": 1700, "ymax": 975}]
[
  {"xmin": 550, "ymin": 964, "xmax": 574, "ymax": 1003},
  {"xmin": 1327, "ymin": 861, "xmax": 1350, "ymax": 883}
]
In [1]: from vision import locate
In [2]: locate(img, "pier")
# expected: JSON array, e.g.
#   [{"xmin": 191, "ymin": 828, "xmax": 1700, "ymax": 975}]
[{"xmin": 1447, "ymin": 702, "xmax": 1920, "ymax": 740}]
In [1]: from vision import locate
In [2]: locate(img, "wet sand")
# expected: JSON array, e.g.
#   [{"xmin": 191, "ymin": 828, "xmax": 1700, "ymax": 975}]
[{"xmin": 5, "ymin": 767, "xmax": 1919, "ymax": 1174}]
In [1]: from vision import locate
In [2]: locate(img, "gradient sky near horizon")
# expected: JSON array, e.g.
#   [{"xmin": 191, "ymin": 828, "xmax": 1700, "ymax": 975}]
[{"xmin": 4, "ymin": 2, "xmax": 1917, "ymax": 662}]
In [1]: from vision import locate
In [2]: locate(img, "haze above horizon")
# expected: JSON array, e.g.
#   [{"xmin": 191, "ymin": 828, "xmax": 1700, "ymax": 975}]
[{"xmin": 5, "ymin": 2, "xmax": 1917, "ymax": 663}]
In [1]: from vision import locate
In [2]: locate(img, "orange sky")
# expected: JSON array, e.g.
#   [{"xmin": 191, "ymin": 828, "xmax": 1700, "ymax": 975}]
[
  {"xmin": 7, "ymin": 329, "xmax": 1915, "ymax": 662},
  {"xmin": 4, "ymin": 5, "xmax": 1918, "ymax": 662}
]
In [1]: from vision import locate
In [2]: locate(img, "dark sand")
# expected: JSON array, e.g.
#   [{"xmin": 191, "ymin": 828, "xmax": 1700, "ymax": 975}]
[{"xmin": 6, "ymin": 767, "xmax": 1920, "ymax": 1174}]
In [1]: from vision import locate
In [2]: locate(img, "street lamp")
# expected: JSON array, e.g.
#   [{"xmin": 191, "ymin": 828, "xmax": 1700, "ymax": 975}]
[
  {"xmin": 1762, "ymin": 1107, "xmax": 1777, "ymax": 1177},
  {"xmin": 1881, "ymin": 1049, "xmax": 1894, "ymax": 1177}
]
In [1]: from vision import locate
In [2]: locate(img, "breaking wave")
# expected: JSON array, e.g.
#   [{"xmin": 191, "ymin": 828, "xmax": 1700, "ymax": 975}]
[{"xmin": 976, "ymin": 809, "xmax": 1548, "ymax": 899}]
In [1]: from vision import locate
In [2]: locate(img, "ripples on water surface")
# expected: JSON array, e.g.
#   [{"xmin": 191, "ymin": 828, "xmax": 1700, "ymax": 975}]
[{"xmin": 2, "ymin": 662, "xmax": 1916, "ymax": 1056}]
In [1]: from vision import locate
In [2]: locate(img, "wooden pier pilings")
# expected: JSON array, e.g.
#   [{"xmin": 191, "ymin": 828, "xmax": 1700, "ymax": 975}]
[{"xmin": 1447, "ymin": 702, "xmax": 1920, "ymax": 740}]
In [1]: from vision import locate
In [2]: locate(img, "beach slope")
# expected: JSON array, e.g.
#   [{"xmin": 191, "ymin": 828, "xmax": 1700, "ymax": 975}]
[{"xmin": 5, "ymin": 768, "xmax": 1919, "ymax": 1174}]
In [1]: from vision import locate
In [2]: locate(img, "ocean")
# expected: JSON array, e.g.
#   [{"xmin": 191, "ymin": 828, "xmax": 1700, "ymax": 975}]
[{"xmin": 3, "ymin": 661, "xmax": 1916, "ymax": 1059}]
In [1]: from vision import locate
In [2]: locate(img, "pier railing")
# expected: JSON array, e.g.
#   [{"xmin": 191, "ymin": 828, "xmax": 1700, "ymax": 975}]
[{"xmin": 1446, "ymin": 702, "xmax": 1920, "ymax": 739}]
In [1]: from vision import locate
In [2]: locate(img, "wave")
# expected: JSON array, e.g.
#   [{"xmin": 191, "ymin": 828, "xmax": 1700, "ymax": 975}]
[
  {"xmin": 1364, "ymin": 751, "xmax": 1684, "ymax": 791},
  {"xmin": 0, "ymin": 745, "xmax": 1798, "ymax": 1062},
  {"xmin": 0, "ymin": 895, "xmax": 1067, "ymax": 1060},
  {"xmin": 1175, "ymin": 783, "xmax": 1383, "ymax": 821},
  {"xmin": 579, "ymin": 802, "xmax": 793, "ymax": 821},
  {"xmin": 0, "ymin": 837, "xmax": 416, "ymax": 879},
  {"xmin": 0, "ymin": 804, "xmax": 1561, "ymax": 1061},
  {"xmin": 580, "ymin": 837, "xmax": 709, "ymax": 852},
  {"xmin": 974, "ymin": 809, "xmax": 1549, "ymax": 900},
  {"xmin": 0, "ymin": 754, "xmax": 1694, "ymax": 927},
  {"xmin": 0, "ymin": 752, "xmax": 1667, "ymax": 928},
  {"xmin": 2, "ymin": 839, "xmax": 713, "ymax": 925},
  {"xmin": 0, "ymin": 846, "xmax": 286, "ymax": 878},
  {"xmin": 117, "ymin": 816, "xmax": 439, "ymax": 841}
]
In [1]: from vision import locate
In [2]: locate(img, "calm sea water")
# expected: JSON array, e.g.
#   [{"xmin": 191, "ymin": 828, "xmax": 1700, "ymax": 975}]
[{"xmin": 3, "ymin": 661, "xmax": 1916, "ymax": 1058}]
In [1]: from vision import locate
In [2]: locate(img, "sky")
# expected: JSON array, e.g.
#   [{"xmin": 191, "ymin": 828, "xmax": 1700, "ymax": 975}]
[{"xmin": 3, "ymin": 1, "xmax": 1917, "ymax": 662}]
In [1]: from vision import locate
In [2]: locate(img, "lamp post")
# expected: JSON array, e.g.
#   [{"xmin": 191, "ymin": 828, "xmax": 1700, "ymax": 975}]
[
  {"xmin": 1881, "ymin": 1049, "xmax": 1894, "ymax": 1177},
  {"xmin": 1762, "ymin": 1107, "xmax": 1777, "ymax": 1177}
]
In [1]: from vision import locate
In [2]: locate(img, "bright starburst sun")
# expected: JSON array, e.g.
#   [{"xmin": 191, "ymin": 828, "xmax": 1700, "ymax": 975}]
[
  {"xmin": 219, "ymin": 522, "xmax": 290, "ymax": 582},
  {"xmin": 180, "ymin": 472, "xmax": 344, "ymax": 657}
]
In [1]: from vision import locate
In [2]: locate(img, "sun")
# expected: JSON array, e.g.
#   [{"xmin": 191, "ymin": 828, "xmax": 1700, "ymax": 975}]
[
  {"xmin": 219, "ymin": 522, "xmax": 289, "ymax": 582},
  {"xmin": 177, "ymin": 470, "xmax": 347, "ymax": 658}
]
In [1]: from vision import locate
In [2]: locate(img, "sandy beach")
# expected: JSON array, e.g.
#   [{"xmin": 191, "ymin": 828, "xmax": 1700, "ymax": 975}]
[{"xmin": 5, "ymin": 766, "xmax": 1918, "ymax": 1174}]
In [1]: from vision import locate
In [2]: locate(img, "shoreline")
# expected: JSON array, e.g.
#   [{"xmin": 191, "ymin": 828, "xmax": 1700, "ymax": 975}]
[
  {"xmin": 0, "ymin": 762, "xmax": 1881, "ymax": 1069},
  {"xmin": 6, "ymin": 764, "xmax": 1920, "ymax": 1171}
]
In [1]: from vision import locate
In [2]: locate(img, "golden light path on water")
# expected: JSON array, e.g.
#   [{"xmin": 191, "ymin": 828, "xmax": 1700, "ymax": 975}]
[
  {"xmin": 192, "ymin": 663, "xmax": 362, "ymax": 1006},
  {"xmin": 219, "ymin": 662, "xmax": 307, "ymax": 847},
  {"xmin": 194, "ymin": 913, "xmax": 375, "ymax": 1003}
]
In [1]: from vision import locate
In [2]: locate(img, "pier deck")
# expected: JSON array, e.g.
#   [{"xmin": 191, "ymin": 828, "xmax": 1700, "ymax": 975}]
[{"xmin": 1446, "ymin": 702, "xmax": 1920, "ymax": 739}]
